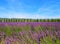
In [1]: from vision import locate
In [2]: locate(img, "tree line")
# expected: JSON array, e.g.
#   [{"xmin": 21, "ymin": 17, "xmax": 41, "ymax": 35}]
[{"xmin": 0, "ymin": 18, "xmax": 60, "ymax": 22}]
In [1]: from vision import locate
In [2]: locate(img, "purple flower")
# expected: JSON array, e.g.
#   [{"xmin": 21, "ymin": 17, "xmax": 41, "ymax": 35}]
[
  {"xmin": 19, "ymin": 31, "xmax": 25, "ymax": 36},
  {"xmin": 5, "ymin": 37, "xmax": 11, "ymax": 44}
]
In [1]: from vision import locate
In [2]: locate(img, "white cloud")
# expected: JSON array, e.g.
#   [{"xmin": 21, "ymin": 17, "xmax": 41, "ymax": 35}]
[
  {"xmin": 0, "ymin": 0, "xmax": 60, "ymax": 19},
  {"xmin": 1, "ymin": 11, "xmax": 60, "ymax": 19},
  {"xmin": 4, "ymin": 12, "xmax": 50, "ymax": 19}
]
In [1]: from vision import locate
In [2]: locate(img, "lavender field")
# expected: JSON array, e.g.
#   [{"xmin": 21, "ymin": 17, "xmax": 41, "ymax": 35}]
[
  {"xmin": 0, "ymin": 0, "xmax": 60, "ymax": 44},
  {"xmin": 0, "ymin": 22, "xmax": 60, "ymax": 44}
]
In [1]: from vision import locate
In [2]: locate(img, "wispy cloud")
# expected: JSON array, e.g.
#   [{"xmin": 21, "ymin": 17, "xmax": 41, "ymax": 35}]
[{"xmin": 0, "ymin": 0, "xmax": 60, "ymax": 19}]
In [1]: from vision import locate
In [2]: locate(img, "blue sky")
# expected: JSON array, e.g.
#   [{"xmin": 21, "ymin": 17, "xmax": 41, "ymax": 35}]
[{"xmin": 0, "ymin": 0, "xmax": 60, "ymax": 19}]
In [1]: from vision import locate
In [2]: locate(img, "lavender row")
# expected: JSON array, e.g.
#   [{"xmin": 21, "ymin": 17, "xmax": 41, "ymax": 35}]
[
  {"xmin": 0, "ymin": 22, "xmax": 60, "ymax": 44},
  {"xmin": 0, "ymin": 30, "xmax": 60, "ymax": 44}
]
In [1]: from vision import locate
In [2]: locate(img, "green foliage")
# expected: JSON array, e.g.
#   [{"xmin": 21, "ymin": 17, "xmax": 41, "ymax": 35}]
[{"xmin": 0, "ymin": 18, "xmax": 60, "ymax": 22}]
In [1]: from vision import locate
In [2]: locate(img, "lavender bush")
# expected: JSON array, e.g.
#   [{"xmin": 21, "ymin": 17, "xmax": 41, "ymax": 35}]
[{"xmin": 0, "ymin": 22, "xmax": 60, "ymax": 44}]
